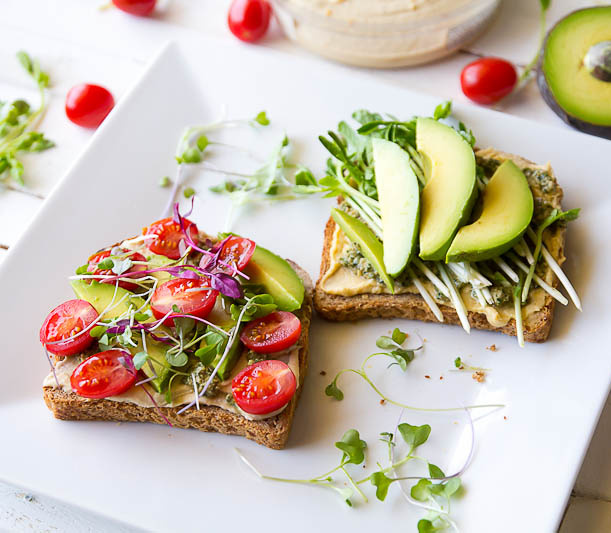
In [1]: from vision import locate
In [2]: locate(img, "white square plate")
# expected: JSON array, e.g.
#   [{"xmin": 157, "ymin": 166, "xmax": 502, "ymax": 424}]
[{"xmin": 1, "ymin": 41, "xmax": 610, "ymax": 533}]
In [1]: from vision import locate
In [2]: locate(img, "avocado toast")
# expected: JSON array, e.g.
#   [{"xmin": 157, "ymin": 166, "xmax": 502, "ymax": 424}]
[
  {"xmin": 40, "ymin": 206, "xmax": 312, "ymax": 449},
  {"xmin": 308, "ymin": 105, "xmax": 580, "ymax": 345}
]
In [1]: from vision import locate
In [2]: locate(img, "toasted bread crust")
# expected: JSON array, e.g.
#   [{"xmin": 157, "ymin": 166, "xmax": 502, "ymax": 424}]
[
  {"xmin": 43, "ymin": 262, "xmax": 313, "ymax": 450},
  {"xmin": 314, "ymin": 150, "xmax": 567, "ymax": 344}
]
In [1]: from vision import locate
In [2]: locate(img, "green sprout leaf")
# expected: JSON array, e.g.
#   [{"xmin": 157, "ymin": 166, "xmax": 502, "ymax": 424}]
[
  {"xmin": 196, "ymin": 135, "xmax": 209, "ymax": 152},
  {"xmin": 417, "ymin": 519, "xmax": 438, "ymax": 533},
  {"xmin": 254, "ymin": 111, "xmax": 270, "ymax": 126},
  {"xmin": 428, "ymin": 463, "xmax": 445, "ymax": 479},
  {"xmin": 443, "ymin": 477, "xmax": 461, "ymax": 498},
  {"xmin": 181, "ymin": 147, "xmax": 201, "ymax": 164},
  {"xmin": 89, "ymin": 325, "xmax": 107, "ymax": 338},
  {"xmin": 335, "ymin": 429, "xmax": 367, "ymax": 465},
  {"xmin": 454, "ymin": 357, "xmax": 462, "ymax": 368},
  {"xmin": 398, "ymin": 423, "xmax": 431, "ymax": 448},
  {"xmin": 132, "ymin": 351, "xmax": 149, "ymax": 370},
  {"xmin": 391, "ymin": 327, "xmax": 407, "ymax": 345},
  {"xmin": 166, "ymin": 351, "xmax": 188, "ymax": 367},
  {"xmin": 325, "ymin": 379, "xmax": 344, "ymax": 401},
  {"xmin": 370, "ymin": 471, "xmax": 395, "ymax": 501},
  {"xmin": 410, "ymin": 478, "xmax": 432, "ymax": 502},
  {"xmin": 183, "ymin": 186, "xmax": 196, "ymax": 199},
  {"xmin": 433, "ymin": 101, "xmax": 452, "ymax": 121},
  {"xmin": 159, "ymin": 175, "xmax": 171, "ymax": 187}
]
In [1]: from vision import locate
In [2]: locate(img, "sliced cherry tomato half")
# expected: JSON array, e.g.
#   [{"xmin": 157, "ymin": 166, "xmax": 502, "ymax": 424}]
[
  {"xmin": 240, "ymin": 311, "xmax": 301, "ymax": 354},
  {"xmin": 228, "ymin": 0, "xmax": 272, "ymax": 43},
  {"xmin": 112, "ymin": 0, "xmax": 156, "ymax": 16},
  {"xmin": 143, "ymin": 217, "xmax": 199, "ymax": 260},
  {"xmin": 150, "ymin": 277, "xmax": 218, "ymax": 326},
  {"xmin": 87, "ymin": 249, "xmax": 147, "ymax": 292},
  {"xmin": 40, "ymin": 299, "xmax": 99, "ymax": 356},
  {"xmin": 460, "ymin": 57, "xmax": 517, "ymax": 105},
  {"xmin": 65, "ymin": 84, "xmax": 115, "ymax": 128},
  {"xmin": 232, "ymin": 359, "xmax": 296, "ymax": 415},
  {"xmin": 219, "ymin": 236, "xmax": 256, "ymax": 271},
  {"xmin": 70, "ymin": 349, "xmax": 137, "ymax": 399}
]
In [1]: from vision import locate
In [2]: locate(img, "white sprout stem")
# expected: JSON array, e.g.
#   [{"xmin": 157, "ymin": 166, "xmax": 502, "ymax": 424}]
[
  {"xmin": 409, "ymin": 160, "xmax": 425, "ymax": 186},
  {"xmin": 343, "ymin": 196, "xmax": 383, "ymax": 239},
  {"xmin": 526, "ymin": 227, "xmax": 582, "ymax": 310},
  {"xmin": 438, "ymin": 263, "xmax": 470, "ymax": 333},
  {"xmin": 44, "ymin": 348, "xmax": 60, "ymax": 387},
  {"xmin": 192, "ymin": 373, "xmax": 200, "ymax": 411},
  {"xmin": 472, "ymin": 287, "xmax": 487, "ymax": 307},
  {"xmin": 465, "ymin": 263, "xmax": 492, "ymax": 287},
  {"xmin": 481, "ymin": 287, "xmax": 494, "ymax": 306},
  {"xmin": 492, "ymin": 257, "xmax": 519, "ymax": 283},
  {"xmin": 514, "ymin": 289, "xmax": 525, "ymax": 348},
  {"xmin": 406, "ymin": 266, "xmax": 444, "ymax": 322},
  {"xmin": 135, "ymin": 376, "xmax": 155, "ymax": 386},
  {"xmin": 506, "ymin": 252, "xmax": 568, "ymax": 305},
  {"xmin": 540, "ymin": 246, "xmax": 582, "ymax": 310},
  {"xmin": 519, "ymin": 237, "xmax": 535, "ymax": 264},
  {"xmin": 177, "ymin": 299, "xmax": 251, "ymax": 414},
  {"xmin": 446, "ymin": 262, "xmax": 469, "ymax": 283},
  {"xmin": 412, "ymin": 258, "xmax": 450, "ymax": 299},
  {"xmin": 406, "ymin": 145, "xmax": 423, "ymax": 170}
]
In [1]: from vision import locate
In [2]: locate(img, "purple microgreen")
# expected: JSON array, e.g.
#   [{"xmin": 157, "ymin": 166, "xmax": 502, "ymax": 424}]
[
  {"xmin": 139, "ymin": 384, "xmax": 173, "ymax": 427},
  {"xmin": 43, "ymin": 347, "xmax": 60, "ymax": 387}
]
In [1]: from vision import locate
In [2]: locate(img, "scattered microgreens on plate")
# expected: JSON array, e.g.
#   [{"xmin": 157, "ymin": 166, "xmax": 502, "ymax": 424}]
[
  {"xmin": 1, "ymin": 51, "xmax": 54, "ymax": 187},
  {"xmin": 237, "ymin": 422, "xmax": 464, "ymax": 531},
  {"xmin": 325, "ymin": 328, "xmax": 502, "ymax": 412}
]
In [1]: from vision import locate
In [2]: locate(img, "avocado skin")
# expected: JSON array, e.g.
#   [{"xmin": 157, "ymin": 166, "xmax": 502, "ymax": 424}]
[
  {"xmin": 446, "ymin": 232, "xmax": 524, "ymax": 263},
  {"xmin": 537, "ymin": 7, "xmax": 611, "ymax": 140},
  {"xmin": 538, "ymin": 67, "xmax": 611, "ymax": 140}
]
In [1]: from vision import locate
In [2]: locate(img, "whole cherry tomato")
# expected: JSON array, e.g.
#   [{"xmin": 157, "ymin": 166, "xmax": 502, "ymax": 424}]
[
  {"xmin": 228, "ymin": 0, "xmax": 272, "ymax": 43},
  {"xmin": 65, "ymin": 84, "xmax": 115, "ymax": 128},
  {"xmin": 112, "ymin": 0, "xmax": 156, "ymax": 16},
  {"xmin": 460, "ymin": 57, "xmax": 517, "ymax": 105}
]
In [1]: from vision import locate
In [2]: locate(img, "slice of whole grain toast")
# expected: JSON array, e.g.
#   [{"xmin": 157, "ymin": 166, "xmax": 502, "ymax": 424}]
[
  {"xmin": 314, "ymin": 150, "xmax": 567, "ymax": 344},
  {"xmin": 43, "ymin": 262, "xmax": 313, "ymax": 450}
]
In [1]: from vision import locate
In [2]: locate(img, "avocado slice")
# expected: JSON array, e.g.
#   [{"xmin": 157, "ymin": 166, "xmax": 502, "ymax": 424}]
[
  {"xmin": 331, "ymin": 208, "xmax": 393, "ymax": 292},
  {"xmin": 71, "ymin": 280, "xmax": 147, "ymax": 319},
  {"xmin": 372, "ymin": 138, "xmax": 420, "ymax": 278},
  {"xmin": 138, "ymin": 340, "xmax": 172, "ymax": 393},
  {"xmin": 446, "ymin": 160, "xmax": 534, "ymax": 262},
  {"xmin": 416, "ymin": 118, "xmax": 477, "ymax": 261},
  {"xmin": 538, "ymin": 7, "xmax": 611, "ymax": 139},
  {"xmin": 243, "ymin": 245, "xmax": 304, "ymax": 312},
  {"xmin": 212, "ymin": 328, "xmax": 244, "ymax": 381}
]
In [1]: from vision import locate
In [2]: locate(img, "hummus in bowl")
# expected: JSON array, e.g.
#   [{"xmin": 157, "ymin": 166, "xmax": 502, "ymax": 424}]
[{"xmin": 273, "ymin": 0, "xmax": 502, "ymax": 68}]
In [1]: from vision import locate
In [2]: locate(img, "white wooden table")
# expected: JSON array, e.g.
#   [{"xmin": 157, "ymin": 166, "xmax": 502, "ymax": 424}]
[{"xmin": 1, "ymin": 0, "xmax": 609, "ymax": 530}]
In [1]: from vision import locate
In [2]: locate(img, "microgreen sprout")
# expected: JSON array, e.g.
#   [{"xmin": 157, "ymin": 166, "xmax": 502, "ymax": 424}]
[
  {"xmin": 237, "ymin": 429, "xmax": 368, "ymax": 506},
  {"xmin": 326, "ymin": 329, "xmax": 503, "ymax": 412},
  {"xmin": 159, "ymin": 175, "xmax": 171, "ymax": 188},
  {"xmin": 183, "ymin": 186, "xmax": 195, "ymax": 199},
  {"xmin": 1, "ymin": 51, "xmax": 54, "ymax": 187},
  {"xmin": 452, "ymin": 357, "xmax": 489, "ymax": 375}
]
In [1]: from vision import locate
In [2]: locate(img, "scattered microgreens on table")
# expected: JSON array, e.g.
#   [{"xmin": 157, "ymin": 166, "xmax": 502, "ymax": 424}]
[
  {"xmin": 452, "ymin": 357, "xmax": 489, "ymax": 374},
  {"xmin": 0, "ymin": 51, "xmax": 54, "ymax": 187}
]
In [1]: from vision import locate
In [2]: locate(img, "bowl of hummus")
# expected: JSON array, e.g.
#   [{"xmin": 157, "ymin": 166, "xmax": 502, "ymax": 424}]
[{"xmin": 273, "ymin": 0, "xmax": 502, "ymax": 68}]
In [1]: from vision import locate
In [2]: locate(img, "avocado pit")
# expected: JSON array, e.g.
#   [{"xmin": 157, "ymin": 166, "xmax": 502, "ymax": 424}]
[{"xmin": 584, "ymin": 40, "xmax": 611, "ymax": 82}]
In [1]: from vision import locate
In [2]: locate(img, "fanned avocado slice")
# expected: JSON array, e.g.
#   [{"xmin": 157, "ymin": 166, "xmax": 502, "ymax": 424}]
[{"xmin": 446, "ymin": 160, "xmax": 534, "ymax": 262}]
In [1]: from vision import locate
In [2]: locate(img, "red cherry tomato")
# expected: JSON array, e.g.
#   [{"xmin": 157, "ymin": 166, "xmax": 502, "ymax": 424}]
[
  {"xmin": 87, "ymin": 249, "xmax": 147, "ymax": 292},
  {"xmin": 228, "ymin": 0, "xmax": 272, "ymax": 43},
  {"xmin": 65, "ymin": 84, "xmax": 115, "ymax": 128},
  {"xmin": 151, "ymin": 277, "xmax": 218, "ymax": 325},
  {"xmin": 143, "ymin": 217, "xmax": 199, "ymax": 260},
  {"xmin": 232, "ymin": 360, "xmax": 297, "ymax": 415},
  {"xmin": 40, "ymin": 299, "xmax": 99, "ymax": 356},
  {"xmin": 219, "ymin": 236, "xmax": 256, "ymax": 271},
  {"xmin": 112, "ymin": 0, "xmax": 156, "ymax": 16},
  {"xmin": 70, "ymin": 349, "xmax": 137, "ymax": 399},
  {"xmin": 460, "ymin": 57, "xmax": 517, "ymax": 105},
  {"xmin": 240, "ymin": 311, "xmax": 301, "ymax": 354}
]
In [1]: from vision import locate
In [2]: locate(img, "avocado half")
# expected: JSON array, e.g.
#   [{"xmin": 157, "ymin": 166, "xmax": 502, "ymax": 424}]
[{"xmin": 538, "ymin": 6, "xmax": 611, "ymax": 139}]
